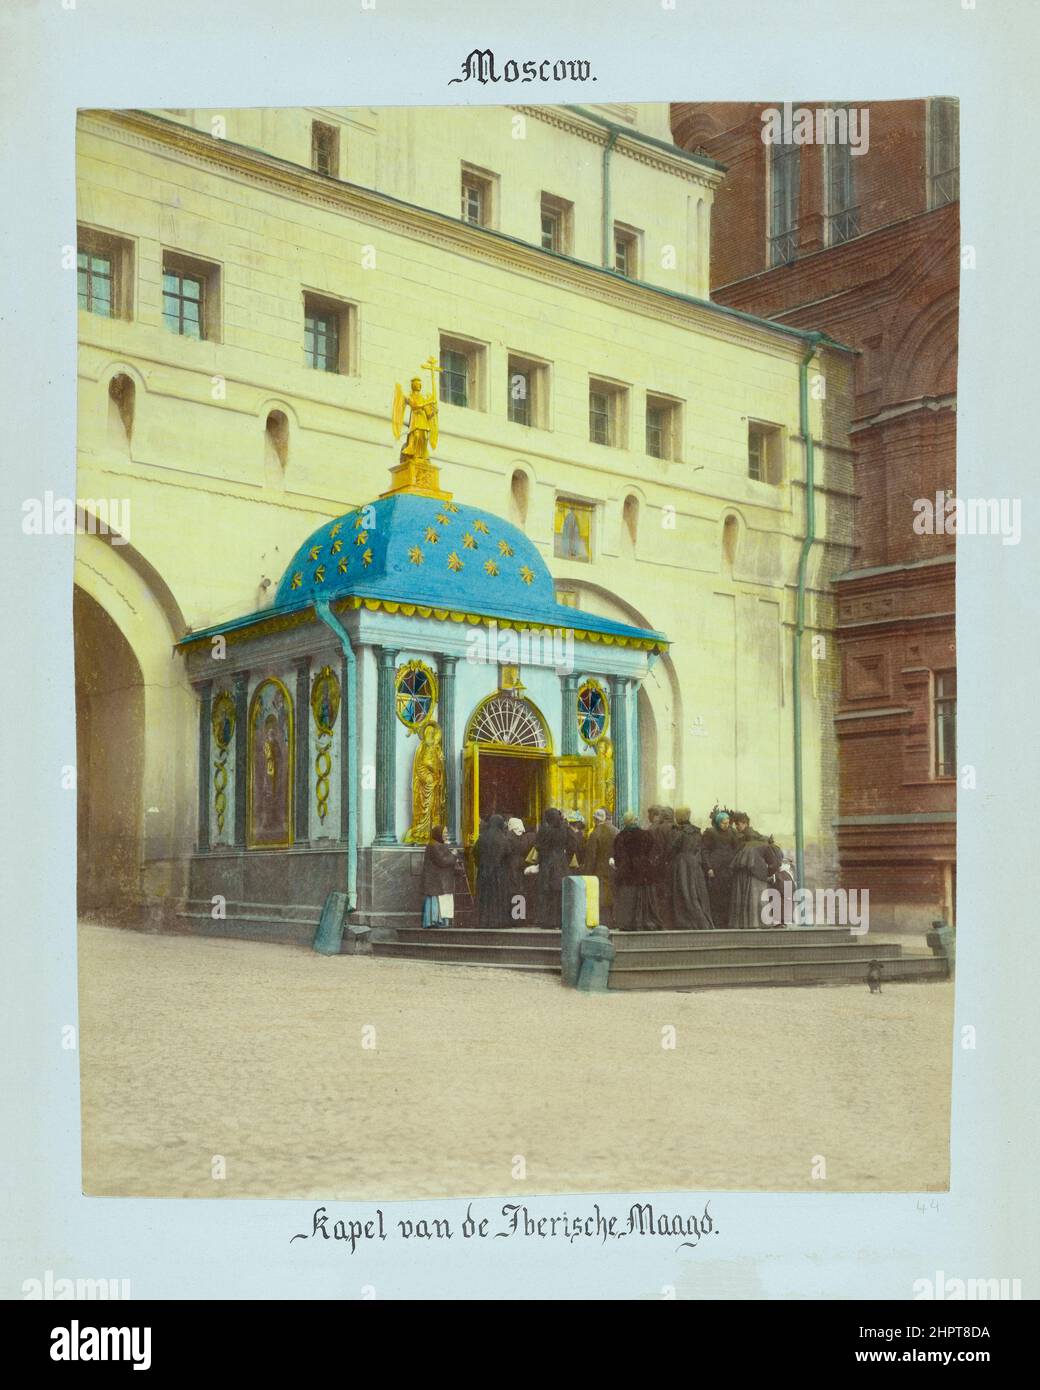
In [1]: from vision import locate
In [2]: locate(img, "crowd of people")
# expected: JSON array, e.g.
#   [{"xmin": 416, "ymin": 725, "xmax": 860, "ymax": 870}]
[{"xmin": 418, "ymin": 804, "xmax": 797, "ymax": 933}]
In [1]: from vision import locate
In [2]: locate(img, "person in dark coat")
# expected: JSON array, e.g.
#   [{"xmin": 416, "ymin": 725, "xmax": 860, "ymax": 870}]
[
  {"xmin": 774, "ymin": 854, "xmax": 797, "ymax": 926},
  {"xmin": 670, "ymin": 807, "xmax": 715, "ymax": 931},
  {"xmin": 531, "ymin": 807, "xmax": 570, "ymax": 931},
  {"xmin": 475, "ymin": 814, "xmax": 511, "ymax": 930},
  {"xmin": 732, "ymin": 810, "xmax": 769, "ymax": 844},
  {"xmin": 582, "ymin": 808, "xmax": 616, "ymax": 926},
  {"xmin": 702, "ymin": 807, "xmax": 739, "ymax": 930},
  {"xmin": 729, "ymin": 840, "xmax": 783, "ymax": 930},
  {"xmin": 560, "ymin": 811, "xmax": 586, "ymax": 874},
  {"xmin": 612, "ymin": 811, "xmax": 661, "ymax": 931},
  {"xmin": 505, "ymin": 817, "xmax": 536, "ymax": 926},
  {"xmin": 420, "ymin": 825, "xmax": 458, "ymax": 928},
  {"xmin": 650, "ymin": 806, "xmax": 679, "ymax": 929}
]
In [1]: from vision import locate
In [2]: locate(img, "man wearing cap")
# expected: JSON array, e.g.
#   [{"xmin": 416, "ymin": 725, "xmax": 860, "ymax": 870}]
[{"xmin": 582, "ymin": 807, "xmax": 617, "ymax": 927}]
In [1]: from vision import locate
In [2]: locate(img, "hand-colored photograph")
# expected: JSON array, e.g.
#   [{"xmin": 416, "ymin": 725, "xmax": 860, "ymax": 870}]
[{"xmin": 73, "ymin": 98, "xmax": 957, "ymax": 1200}]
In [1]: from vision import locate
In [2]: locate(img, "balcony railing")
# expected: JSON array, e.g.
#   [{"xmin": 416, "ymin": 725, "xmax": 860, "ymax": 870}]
[
  {"xmin": 827, "ymin": 206, "xmax": 861, "ymax": 245},
  {"xmin": 930, "ymin": 168, "xmax": 959, "ymax": 208},
  {"xmin": 768, "ymin": 228, "xmax": 799, "ymax": 267}
]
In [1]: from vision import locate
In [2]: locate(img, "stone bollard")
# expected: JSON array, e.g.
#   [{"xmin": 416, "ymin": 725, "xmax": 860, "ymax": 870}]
[
  {"xmin": 578, "ymin": 925, "xmax": 615, "ymax": 992},
  {"xmin": 561, "ymin": 876, "xmax": 600, "ymax": 987},
  {"xmin": 313, "ymin": 891, "xmax": 349, "ymax": 955}
]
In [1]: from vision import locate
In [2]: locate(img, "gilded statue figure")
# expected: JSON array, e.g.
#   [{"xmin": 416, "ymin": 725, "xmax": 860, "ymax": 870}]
[
  {"xmin": 392, "ymin": 357, "xmax": 439, "ymax": 466},
  {"xmin": 595, "ymin": 736, "xmax": 616, "ymax": 816},
  {"xmin": 404, "ymin": 720, "xmax": 447, "ymax": 844}
]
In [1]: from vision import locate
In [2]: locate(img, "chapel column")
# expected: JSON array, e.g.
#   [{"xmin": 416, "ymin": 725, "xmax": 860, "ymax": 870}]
[
  {"xmin": 560, "ymin": 673, "xmax": 579, "ymax": 755},
  {"xmin": 293, "ymin": 657, "xmax": 311, "ymax": 846},
  {"xmin": 233, "ymin": 672, "xmax": 249, "ymax": 847},
  {"xmin": 437, "ymin": 653, "xmax": 458, "ymax": 844},
  {"xmin": 374, "ymin": 645, "xmax": 399, "ymax": 845},
  {"xmin": 339, "ymin": 650, "xmax": 352, "ymax": 842},
  {"xmin": 609, "ymin": 675, "xmax": 631, "ymax": 818},
  {"xmin": 196, "ymin": 680, "xmax": 212, "ymax": 851}
]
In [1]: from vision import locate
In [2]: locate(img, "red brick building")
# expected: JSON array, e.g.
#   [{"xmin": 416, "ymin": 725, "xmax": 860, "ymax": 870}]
[{"xmin": 671, "ymin": 99, "xmax": 958, "ymax": 930}]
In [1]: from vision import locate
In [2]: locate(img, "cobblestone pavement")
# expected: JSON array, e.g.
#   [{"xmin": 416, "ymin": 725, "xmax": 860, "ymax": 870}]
[{"xmin": 78, "ymin": 923, "xmax": 954, "ymax": 1199}]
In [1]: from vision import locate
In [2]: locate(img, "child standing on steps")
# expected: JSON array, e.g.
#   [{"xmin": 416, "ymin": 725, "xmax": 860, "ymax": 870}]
[{"xmin": 421, "ymin": 825, "xmax": 458, "ymax": 929}]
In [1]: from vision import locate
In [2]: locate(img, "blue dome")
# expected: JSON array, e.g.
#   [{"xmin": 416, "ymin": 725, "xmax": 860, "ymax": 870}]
[
  {"xmin": 275, "ymin": 493, "xmax": 553, "ymax": 609},
  {"xmin": 269, "ymin": 491, "xmax": 666, "ymax": 645}
]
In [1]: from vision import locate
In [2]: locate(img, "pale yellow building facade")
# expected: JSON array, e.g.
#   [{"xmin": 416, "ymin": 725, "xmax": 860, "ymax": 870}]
[{"xmin": 73, "ymin": 102, "xmax": 854, "ymax": 915}]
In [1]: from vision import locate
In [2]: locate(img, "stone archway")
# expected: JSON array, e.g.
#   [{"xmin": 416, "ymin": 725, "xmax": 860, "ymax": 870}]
[
  {"xmin": 74, "ymin": 530, "xmax": 196, "ymax": 919},
  {"xmin": 75, "ymin": 587, "xmax": 145, "ymax": 915}
]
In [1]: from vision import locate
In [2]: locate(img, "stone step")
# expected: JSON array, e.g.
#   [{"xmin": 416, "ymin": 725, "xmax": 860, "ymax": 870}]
[
  {"xmin": 390, "ymin": 927, "xmax": 562, "ymax": 948},
  {"xmin": 182, "ymin": 898, "xmax": 322, "ymax": 924},
  {"xmin": 368, "ymin": 951, "xmax": 558, "ymax": 975},
  {"xmin": 608, "ymin": 954, "xmax": 949, "ymax": 991},
  {"xmin": 610, "ymin": 942, "xmax": 905, "ymax": 969},
  {"xmin": 613, "ymin": 928, "xmax": 863, "ymax": 949},
  {"xmin": 371, "ymin": 940, "xmax": 561, "ymax": 968},
  {"xmin": 175, "ymin": 910, "xmax": 316, "ymax": 946}
]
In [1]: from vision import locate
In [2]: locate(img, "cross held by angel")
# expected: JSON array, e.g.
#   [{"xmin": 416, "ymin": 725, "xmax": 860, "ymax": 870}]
[{"xmin": 392, "ymin": 357, "xmax": 439, "ymax": 464}]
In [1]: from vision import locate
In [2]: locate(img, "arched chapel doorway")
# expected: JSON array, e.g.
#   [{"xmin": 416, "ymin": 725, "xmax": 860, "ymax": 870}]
[{"xmin": 462, "ymin": 693, "xmax": 552, "ymax": 845}]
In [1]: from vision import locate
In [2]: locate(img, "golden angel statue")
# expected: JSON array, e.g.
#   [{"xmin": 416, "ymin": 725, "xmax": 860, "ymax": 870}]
[
  {"xmin": 595, "ymin": 736, "xmax": 616, "ymax": 817},
  {"xmin": 403, "ymin": 720, "xmax": 447, "ymax": 844},
  {"xmin": 392, "ymin": 357, "xmax": 439, "ymax": 465}
]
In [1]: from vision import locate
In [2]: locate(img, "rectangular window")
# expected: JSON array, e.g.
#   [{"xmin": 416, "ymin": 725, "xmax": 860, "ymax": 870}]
[
  {"xmin": 162, "ymin": 251, "xmax": 219, "ymax": 341},
  {"xmin": 614, "ymin": 223, "xmax": 640, "ymax": 278},
  {"xmin": 646, "ymin": 394, "xmax": 682, "ymax": 461},
  {"xmin": 825, "ymin": 114, "xmax": 860, "ymax": 245},
  {"xmin": 77, "ymin": 228, "xmax": 133, "ymax": 319},
  {"xmin": 589, "ymin": 379, "xmax": 627, "ymax": 449},
  {"xmin": 540, "ymin": 194, "xmax": 573, "ymax": 254},
  {"xmin": 928, "ymin": 98, "xmax": 959, "ymax": 209},
  {"xmin": 507, "ymin": 353, "xmax": 549, "ymax": 429},
  {"xmin": 302, "ymin": 293, "xmax": 352, "ymax": 373},
  {"xmin": 460, "ymin": 164, "xmax": 497, "ymax": 229},
  {"xmin": 78, "ymin": 250, "xmax": 113, "ymax": 316},
  {"xmin": 769, "ymin": 131, "xmax": 801, "ymax": 266},
  {"xmin": 748, "ymin": 421, "xmax": 783, "ymax": 483},
  {"xmin": 934, "ymin": 670, "xmax": 957, "ymax": 778},
  {"xmin": 554, "ymin": 499, "xmax": 595, "ymax": 563},
  {"xmin": 555, "ymin": 587, "xmax": 580, "ymax": 609},
  {"xmin": 590, "ymin": 390, "xmax": 611, "ymax": 445},
  {"xmin": 541, "ymin": 210, "xmax": 560, "ymax": 252},
  {"xmin": 508, "ymin": 367, "xmax": 531, "ymax": 425},
  {"xmin": 162, "ymin": 269, "xmax": 203, "ymax": 339},
  {"xmin": 311, "ymin": 121, "xmax": 340, "ymax": 178},
  {"xmin": 439, "ymin": 335, "xmax": 486, "ymax": 410},
  {"xmin": 441, "ymin": 349, "xmax": 469, "ymax": 406}
]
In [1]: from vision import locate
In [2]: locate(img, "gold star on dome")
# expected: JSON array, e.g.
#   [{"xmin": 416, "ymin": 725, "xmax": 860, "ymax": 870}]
[
  {"xmin": 308, "ymin": 544, "xmax": 322, "ymax": 561},
  {"xmin": 445, "ymin": 502, "xmax": 460, "ymax": 514},
  {"xmin": 473, "ymin": 519, "xmax": 490, "ymax": 534},
  {"xmin": 498, "ymin": 540, "xmax": 514, "ymax": 556},
  {"xmin": 355, "ymin": 531, "xmax": 368, "ymax": 546},
  {"xmin": 483, "ymin": 559, "xmax": 499, "ymax": 577},
  {"xmin": 447, "ymin": 551, "xmax": 464, "ymax": 572},
  {"xmin": 361, "ymin": 549, "xmax": 373, "ymax": 566},
  {"xmin": 436, "ymin": 514, "xmax": 450, "ymax": 526},
  {"xmin": 354, "ymin": 515, "xmax": 366, "ymax": 529},
  {"xmin": 330, "ymin": 539, "xmax": 342, "ymax": 554},
  {"xmin": 519, "ymin": 566, "xmax": 534, "ymax": 585},
  {"xmin": 330, "ymin": 523, "xmax": 342, "ymax": 538},
  {"xmin": 425, "ymin": 526, "xmax": 440, "ymax": 544},
  {"xmin": 462, "ymin": 532, "xmax": 477, "ymax": 550},
  {"xmin": 314, "ymin": 565, "xmax": 326, "ymax": 583},
  {"xmin": 409, "ymin": 546, "xmax": 425, "ymax": 565},
  {"xmin": 291, "ymin": 571, "xmax": 303, "ymax": 589},
  {"xmin": 337, "ymin": 557, "xmax": 348, "ymax": 573}
]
